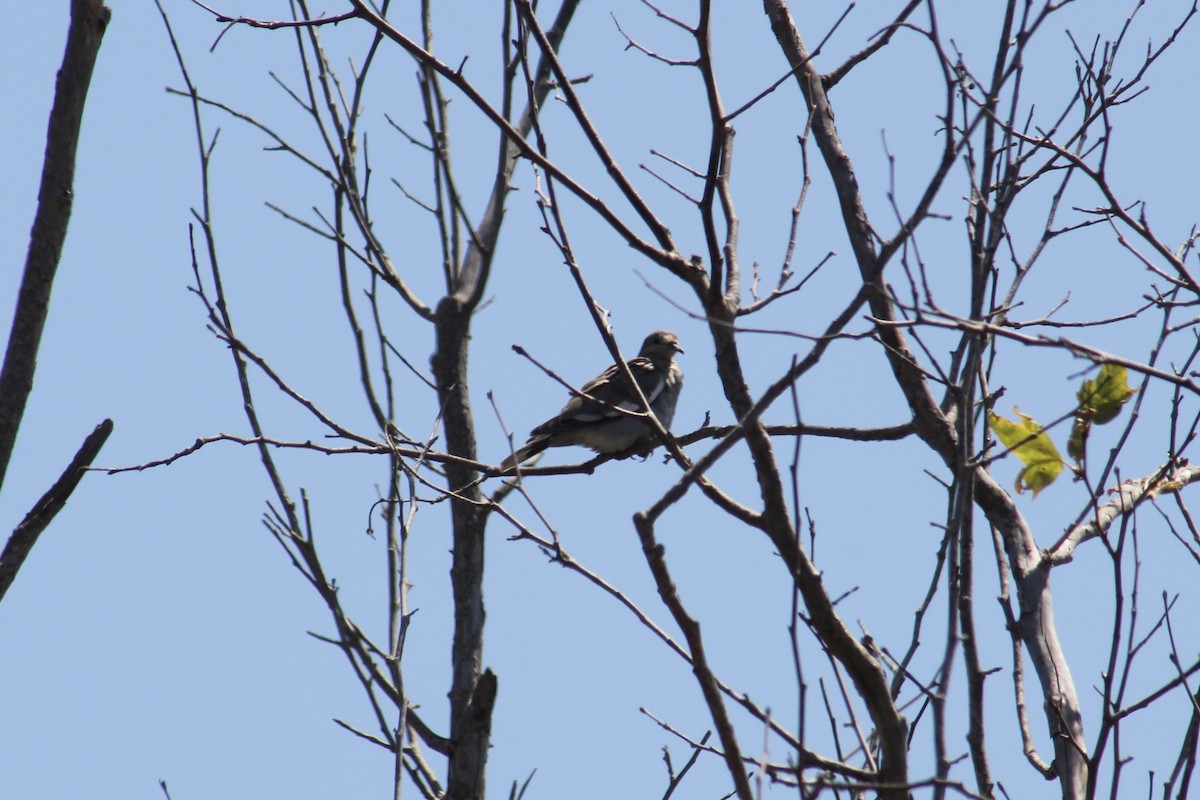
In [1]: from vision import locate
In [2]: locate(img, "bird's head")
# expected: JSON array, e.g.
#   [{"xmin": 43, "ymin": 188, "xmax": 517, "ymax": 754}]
[{"xmin": 640, "ymin": 330, "xmax": 684, "ymax": 361}]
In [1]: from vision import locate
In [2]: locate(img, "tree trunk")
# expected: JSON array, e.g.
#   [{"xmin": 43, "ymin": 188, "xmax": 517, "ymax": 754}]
[{"xmin": 432, "ymin": 296, "xmax": 493, "ymax": 800}]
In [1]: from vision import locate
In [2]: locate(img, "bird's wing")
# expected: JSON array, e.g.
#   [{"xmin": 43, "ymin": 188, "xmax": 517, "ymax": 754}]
[{"xmin": 534, "ymin": 357, "xmax": 665, "ymax": 433}]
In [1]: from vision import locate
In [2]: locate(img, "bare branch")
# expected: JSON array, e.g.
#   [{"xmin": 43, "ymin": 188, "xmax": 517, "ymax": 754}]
[
  {"xmin": 0, "ymin": 419, "xmax": 113, "ymax": 603},
  {"xmin": 0, "ymin": 0, "xmax": 111, "ymax": 493}
]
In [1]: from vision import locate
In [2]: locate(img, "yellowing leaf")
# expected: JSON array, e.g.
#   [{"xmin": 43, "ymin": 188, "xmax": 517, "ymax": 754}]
[
  {"xmin": 1070, "ymin": 363, "xmax": 1135, "ymax": 463},
  {"xmin": 988, "ymin": 408, "xmax": 1064, "ymax": 496},
  {"xmin": 1077, "ymin": 363, "xmax": 1135, "ymax": 425}
]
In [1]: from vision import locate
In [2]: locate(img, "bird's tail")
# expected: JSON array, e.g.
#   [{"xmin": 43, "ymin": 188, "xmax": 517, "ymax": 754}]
[{"xmin": 499, "ymin": 436, "xmax": 550, "ymax": 472}]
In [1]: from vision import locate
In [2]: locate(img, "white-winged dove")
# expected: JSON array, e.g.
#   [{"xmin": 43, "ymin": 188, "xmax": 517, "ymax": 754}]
[{"xmin": 501, "ymin": 330, "xmax": 684, "ymax": 470}]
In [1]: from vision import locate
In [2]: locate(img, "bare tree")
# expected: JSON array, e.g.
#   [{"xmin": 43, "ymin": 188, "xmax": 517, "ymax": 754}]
[{"xmin": 144, "ymin": 1, "xmax": 1200, "ymax": 798}]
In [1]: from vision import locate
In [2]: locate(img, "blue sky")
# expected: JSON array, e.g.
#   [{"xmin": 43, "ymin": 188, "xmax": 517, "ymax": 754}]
[{"xmin": 3, "ymin": 1, "xmax": 1199, "ymax": 798}]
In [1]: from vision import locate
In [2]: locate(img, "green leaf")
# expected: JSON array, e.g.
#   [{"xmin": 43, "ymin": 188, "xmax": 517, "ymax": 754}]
[
  {"xmin": 988, "ymin": 408, "xmax": 1064, "ymax": 496},
  {"xmin": 1070, "ymin": 363, "xmax": 1136, "ymax": 462},
  {"xmin": 1077, "ymin": 363, "xmax": 1135, "ymax": 425}
]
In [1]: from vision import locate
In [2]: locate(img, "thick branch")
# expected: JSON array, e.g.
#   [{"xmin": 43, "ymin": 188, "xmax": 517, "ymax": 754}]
[
  {"xmin": 1046, "ymin": 465, "xmax": 1200, "ymax": 565},
  {"xmin": 0, "ymin": 0, "xmax": 111, "ymax": 491}
]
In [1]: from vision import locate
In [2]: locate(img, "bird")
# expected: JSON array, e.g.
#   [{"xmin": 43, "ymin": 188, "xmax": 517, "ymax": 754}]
[{"xmin": 501, "ymin": 330, "xmax": 684, "ymax": 471}]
